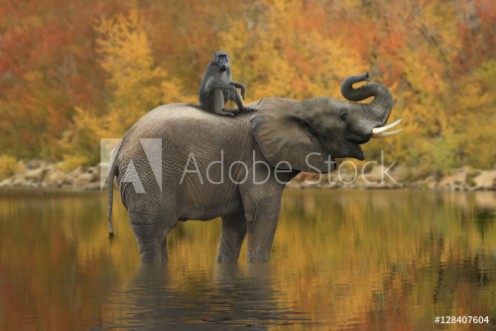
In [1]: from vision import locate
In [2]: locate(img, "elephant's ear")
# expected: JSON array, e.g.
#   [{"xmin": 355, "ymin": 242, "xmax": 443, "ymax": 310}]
[{"xmin": 250, "ymin": 98, "xmax": 332, "ymax": 172}]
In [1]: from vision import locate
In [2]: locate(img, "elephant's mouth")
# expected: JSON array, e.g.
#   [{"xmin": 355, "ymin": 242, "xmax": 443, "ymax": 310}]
[
  {"xmin": 343, "ymin": 139, "xmax": 365, "ymax": 161},
  {"xmin": 343, "ymin": 119, "xmax": 402, "ymax": 161},
  {"xmin": 347, "ymin": 134, "xmax": 370, "ymax": 145}
]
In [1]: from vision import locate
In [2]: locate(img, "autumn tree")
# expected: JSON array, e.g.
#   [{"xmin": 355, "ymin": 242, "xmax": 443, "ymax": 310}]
[
  {"xmin": 219, "ymin": 0, "xmax": 366, "ymax": 101},
  {"xmin": 60, "ymin": 7, "xmax": 185, "ymax": 166},
  {"xmin": 95, "ymin": 8, "xmax": 184, "ymax": 135},
  {"xmin": 1, "ymin": 0, "xmax": 495, "ymax": 174}
]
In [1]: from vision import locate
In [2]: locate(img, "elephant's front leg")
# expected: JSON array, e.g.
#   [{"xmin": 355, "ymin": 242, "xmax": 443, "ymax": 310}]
[
  {"xmin": 241, "ymin": 186, "xmax": 283, "ymax": 263},
  {"xmin": 217, "ymin": 210, "xmax": 247, "ymax": 263}
]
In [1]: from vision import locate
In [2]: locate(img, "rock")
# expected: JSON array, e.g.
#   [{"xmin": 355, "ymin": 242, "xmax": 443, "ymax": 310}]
[
  {"xmin": 13, "ymin": 178, "xmax": 28, "ymax": 187},
  {"xmin": 69, "ymin": 166, "xmax": 86, "ymax": 178},
  {"xmin": 25, "ymin": 160, "xmax": 45, "ymax": 170},
  {"xmin": 416, "ymin": 176, "xmax": 437, "ymax": 189},
  {"xmin": 73, "ymin": 173, "xmax": 95, "ymax": 186},
  {"xmin": 472, "ymin": 170, "xmax": 496, "ymax": 190},
  {"xmin": 358, "ymin": 165, "xmax": 402, "ymax": 188},
  {"xmin": 87, "ymin": 166, "xmax": 98, "ymax": 175},
  {"xmin": 0, "ymin": 179, "xmax": 12, "ymax": 187},
  {"xmin": 438, "ymin": 168, "xmax": 468, "ymax": 190},
  {"xmin": 390, "ymin": 164, "xmax": 407, "ymax": 181},
  {"xmin": 362, "ymin": 166, "xmax": 384, "ymax": 183},
  {"xmin": 23, "ymin": 167, "xmax": 50, "ymax": 182},
  {"xmin": 42, "ymin": 168, "xmax": 72, "ymax": 187}
]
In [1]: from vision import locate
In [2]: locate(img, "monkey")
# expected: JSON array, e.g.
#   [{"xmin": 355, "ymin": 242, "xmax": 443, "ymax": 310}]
[{"xmin": 198, "ymin": 50, "xmax": 253, "ymax": 117}]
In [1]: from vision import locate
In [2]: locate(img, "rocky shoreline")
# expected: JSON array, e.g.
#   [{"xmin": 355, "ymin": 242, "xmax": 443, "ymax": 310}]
[
  {"xmin": 0, "ymin": 162, "xmax": 495, "ymax": 193},
  {"xmin": 0, "ymin": 163, "xmax": 104, "ymax": 192},
  {"xmin": 287, "ymin": 166, "xmax": 496, "ymax": 191}
]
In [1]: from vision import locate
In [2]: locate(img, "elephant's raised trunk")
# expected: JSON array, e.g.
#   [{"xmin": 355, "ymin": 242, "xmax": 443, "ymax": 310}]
[{"xmin": 341, "ymin": 73, "xmax": 394, "ymax": 126}]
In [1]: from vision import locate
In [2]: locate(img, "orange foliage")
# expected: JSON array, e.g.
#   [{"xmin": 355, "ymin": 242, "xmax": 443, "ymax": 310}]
[{"xmin": 0, "ymin": 0, "xmax": 494, "ymax": 172}]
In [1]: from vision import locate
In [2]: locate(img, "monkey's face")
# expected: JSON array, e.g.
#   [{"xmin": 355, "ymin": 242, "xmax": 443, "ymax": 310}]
[{"xmin": 213, "ymin": 51, "xmax": 230, "ymax": 72}]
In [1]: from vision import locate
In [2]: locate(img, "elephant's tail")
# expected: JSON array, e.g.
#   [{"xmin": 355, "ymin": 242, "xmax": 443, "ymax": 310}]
[
  {"xmin": 106, "ymin": 142, "xmax": 122, "ymax": 240},
  {"xmin": 107, "ymin": 164, "xmax": 116, "ymax": 239}
]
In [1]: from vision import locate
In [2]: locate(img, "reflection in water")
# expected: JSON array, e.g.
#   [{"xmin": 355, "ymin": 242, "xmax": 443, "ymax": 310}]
[
  {"xmin": 0, "ymin": 190, "xmax": 495, "ymax": 330},
  {"xmin": 103, "ymin": 264, "xmax": 308, "ymax": 330}
]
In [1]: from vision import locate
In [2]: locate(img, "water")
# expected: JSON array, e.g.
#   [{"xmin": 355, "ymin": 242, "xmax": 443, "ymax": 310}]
[{"xmin": 0, "ymin": 189, "xmax": 495, "ymax": 330}]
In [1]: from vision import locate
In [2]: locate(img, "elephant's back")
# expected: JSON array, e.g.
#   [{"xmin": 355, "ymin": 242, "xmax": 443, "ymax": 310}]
[
  {"xmin": 135, "ymin": 103, "xmax": 220, "ymax": 129},
  {"xmin": 116, "ymin": 103, "xmax": 255, "ymax": 165},
  {"xmin": 129, "ymin": 103, "xmax": 250, "ymax": 137}
]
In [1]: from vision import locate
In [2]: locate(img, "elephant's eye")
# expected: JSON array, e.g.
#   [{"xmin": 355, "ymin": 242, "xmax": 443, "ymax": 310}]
[{"xmin": 340, "ymin": 109, "xmax": 349, "ymax": 121}]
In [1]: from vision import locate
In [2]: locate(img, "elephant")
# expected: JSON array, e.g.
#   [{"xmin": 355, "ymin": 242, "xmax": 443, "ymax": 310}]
[{"xmin": 106, "ymin": 73, "xmax": 401, "ymax": 263}]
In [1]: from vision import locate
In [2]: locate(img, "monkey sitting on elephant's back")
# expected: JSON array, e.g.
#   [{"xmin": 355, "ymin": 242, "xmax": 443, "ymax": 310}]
[{"xmin": 198, "ymin": 50, "xmax": 253, "ymax": 117}]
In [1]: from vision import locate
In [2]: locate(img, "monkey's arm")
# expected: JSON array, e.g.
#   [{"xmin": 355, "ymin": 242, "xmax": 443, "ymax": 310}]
[
  {"xmin": 229, "ymin": 81, "xmax": 246, "ymax": 100},
  {"xmin": 205, "ymin": 80, "xmax": 237, "ymax": 94}
]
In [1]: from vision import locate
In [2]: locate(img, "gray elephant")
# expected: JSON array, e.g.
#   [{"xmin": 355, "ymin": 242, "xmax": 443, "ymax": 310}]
[{"xmin": 107, "ymin": 73, "xmax": 401, "ymax": 263}]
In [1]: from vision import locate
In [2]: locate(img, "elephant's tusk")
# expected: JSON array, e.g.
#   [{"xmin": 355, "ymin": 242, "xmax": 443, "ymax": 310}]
[
  {"xmin": 372, "ymin": 119, "xmax": 402, "ymax": 135},
  {"xmin": 372, "ymin": 129, "xmax": 402, "ymax": 138}
]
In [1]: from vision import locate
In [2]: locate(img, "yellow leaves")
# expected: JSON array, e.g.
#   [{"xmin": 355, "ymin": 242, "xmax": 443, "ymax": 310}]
[
  {"xmin": 219, "ymin": 3, "xmax": 366, "ymax": 101},
  {"xmin": 219, "ymin": 19, "xmax": 248, "ymax": 53},
  {"xmin": 463, "ymin": 121, "xmax": 496, "ymax": 169},
  {"xmin": 254, "ymin": 55, "xmax": 299, "ymax": 99},
  {"xmin": 60, "ymin": 8, "xmax": 192, "ymax": 167},
  {"xmin": 296, "ymin": 33, "xmax": 367, "ymax": 98},
  {"xmin": 421, "ymin": 1, "xmax": 462, "ymax": 58},
  {"xmin": 58, "ymin": 155, "xmax": 92, "ymax": 171},
  {"xmin": 400, "ymin": 51, "xmax": 447, "ymax": 98},
  {"xmin": 456, "ymin": 83, "xmax": 489, "ymax": 111},
  {"xmin": 23, "ymin": 14, "xmax": 44, "ymax": 29},
  {"xmin": 457, "ymin": 60, "xmax": 496, "ymax": 114},
  {"xmin": 160, "ymin": 80, "xmax": 192, "ymax": 104},
  {"xmin": 24, "ymin": 0, "xmax": 490, "ymax": 173},
  {"xmin": 59, "ymin": 107, "xmax": 105, "ymax": 166},
  {"xmin": 451, "ymin": 59, "xmax": 496, "ymax": 169},
  {"xmin": 94, "ymin": 8, "xmax": 184, "ymax": 136},
  {"xmin": 385, "ymin": 57, "xmax": 496, "ymax": 173},
  {"xmin": 272, "ymin": 0, "xmax": 289, "ymax": 13},
  {"xmin": 95, "ymin": 8, "xmax": 150, "ymax": 61},
  {"xmin": 0, "ymin": 155, "xmax": 19, "ymax": 180},
  {"xmin": 73, "ymin": 107, "xmax": 107, "ymax": 139},
  {"xmin": 23, "ymin": 70, "xmax": 43, "ymax": 83}
]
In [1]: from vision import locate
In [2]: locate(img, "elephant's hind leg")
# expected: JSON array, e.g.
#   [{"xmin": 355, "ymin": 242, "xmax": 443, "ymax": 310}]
[
  {"xmin": 129, "ymin": 212, "xmax": 175, "ymax": 263},
  {"xmin": 216, "ymin": 210, "xmax": 247, "ymax": 263}
]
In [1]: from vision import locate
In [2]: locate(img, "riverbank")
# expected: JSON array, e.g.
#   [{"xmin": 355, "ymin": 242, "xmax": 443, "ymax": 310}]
[
  {"xmin": 0, "ymin": 162, "xmax": 495, "ymax": 192},
  {"xmin": 0, "ymin": 162, "xmax": 103, "ymax": 192},
  {"xmin": 287, "ymin": 166, "xmax": 496, "ymax": 191}
]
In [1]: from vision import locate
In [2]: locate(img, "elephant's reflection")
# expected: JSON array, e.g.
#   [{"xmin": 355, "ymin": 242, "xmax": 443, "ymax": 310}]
[{"xmin": 103, "ymin": 264, "xmax": 307, "ymax": 330}]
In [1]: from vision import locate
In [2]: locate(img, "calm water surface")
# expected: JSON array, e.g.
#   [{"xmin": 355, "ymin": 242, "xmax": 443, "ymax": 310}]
[{"xmin": 1, "ymin": 190, "xmax": 495, "ymax": 330}]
